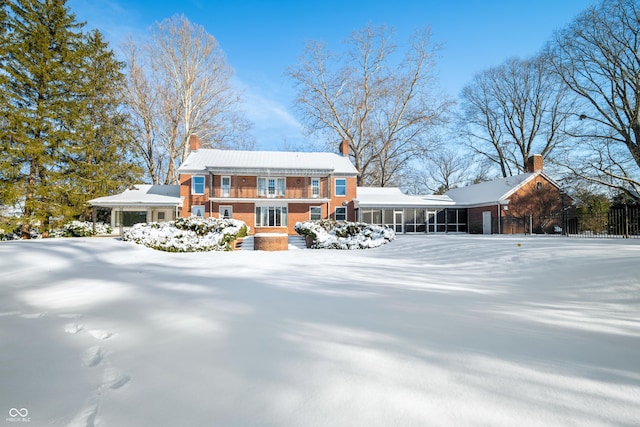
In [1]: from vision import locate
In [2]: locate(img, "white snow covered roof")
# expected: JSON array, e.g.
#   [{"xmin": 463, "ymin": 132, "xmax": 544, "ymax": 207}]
[
  {"xmin": 445, "ymin": 172, "xmax": 539, "ymax": 206},
  {"xmin": 178, "ymin": 149, "xmax": 358, "ymax": 176},
  {"xmin": 355, "ymin": 187, "xmax": 455, "ymax": 208},
  {"xmin": 88, "ymin": 185, "xmax": 182, "ymax": 208}
]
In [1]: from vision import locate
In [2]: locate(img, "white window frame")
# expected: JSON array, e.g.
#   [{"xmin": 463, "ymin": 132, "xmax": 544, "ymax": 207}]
[
  {"xmin": 335, "ymin": 206, "xmax": 347, "ymax": 221},
  {"xmin": 221, "ymin": 176, "xmax": 231, "ymax": 197},
  {"xmin": 310, "ymin": 206, "xmax": 322, "ymax": 220},
  {"xmin": 335, "ymin": 178, "xmax": 347, "ymax": 197},
  {"xmin": 255, "ymin": 205, "xmax": 288, "ymax": 227},
  {"xmin": 219, "ymin": 205, "xmax": 233, "ymax": 219},
  {"xmin": 191, "ymin": 205, "xmax": 205, "ymax": 217},
  {"xmin": 311, "ymin": 178, "xmax": 320, "ymax": 198},
  {"xmin": 258, "ymin": 177, "xmax": 286, "ymax": 198},
  {"xmin": 191, "ymin": 175, "xmax": 205, "ymax": 195}
]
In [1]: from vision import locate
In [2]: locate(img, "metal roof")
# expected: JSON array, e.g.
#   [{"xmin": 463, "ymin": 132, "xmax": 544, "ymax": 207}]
[
  {"xmin": 88, "ymin": 185, "xmax": 183, "ymax": 208},
  {"xmin": 178, "ymin": 149, "xmax": 359, "ymax": 176},
  {"xmin": 355, "ymin": 187, "xmax": 455, "ymax": 208}
]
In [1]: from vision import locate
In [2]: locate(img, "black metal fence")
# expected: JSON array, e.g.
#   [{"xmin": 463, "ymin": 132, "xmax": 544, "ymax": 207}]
[
  {"xmin": 498, "ymin": 205, "xmax": 640, "ymax": 238},
  {"xmin": 565, "ymin": 205, "xmax": 639, "ymax": 238}
]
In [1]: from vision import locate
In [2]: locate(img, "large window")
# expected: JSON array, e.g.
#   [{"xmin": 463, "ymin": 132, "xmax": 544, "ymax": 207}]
[
  {"xmin": 192, "ymin": 176, "xmax": 205, "ymax": 195},
  {"xmin": 258, "ymin": 177, "xmax": 285, "ymax": 198},
  {"xmin": 311, "ymin": 178, "xmax": 320, "ymax": 198},
  {"xmin": 335, "ymin": 178, "xmax": 346, "ymax": 196},
  {"xmin": 255, "ymin": 206, "xmax": 288, "ymax": 227},
  {"xmin": 310, "ymin": 206, "xmax": 322, "ymax": 220},
  {"xmin": 116, "ymin": 211, "xmax": 147, "ymax": 227},
  {"xmin": 221, "ymin": 176, "xmax": 231, "ymax": 197},
  {"xmin": 335, "ymin": 206, "xmax": 347, "ymax": 221}
]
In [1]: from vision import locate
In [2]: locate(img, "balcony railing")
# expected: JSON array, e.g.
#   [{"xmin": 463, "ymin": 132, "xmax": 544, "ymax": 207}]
[{"xmin": 211, "ymin": 183, "xmax": 327, "ymax": 199}]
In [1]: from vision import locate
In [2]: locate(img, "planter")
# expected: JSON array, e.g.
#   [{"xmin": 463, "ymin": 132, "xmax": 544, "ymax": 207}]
[
  {"xmin": 305, "ymin": 235, "xmax": 314, "ymax": 248},
  {"xmin": 254, "ymin": 233, "xmax": 288, "ymax": 251}
]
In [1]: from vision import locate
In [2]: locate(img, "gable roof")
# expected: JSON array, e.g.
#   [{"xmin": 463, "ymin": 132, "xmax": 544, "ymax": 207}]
[
  {"xmin": 88, "ymin": 185, "xmax": 182, "ymax": 208},
  {"xmin": 178, "ymin": 149, "xmax": 358, "ymax": 176},
  {"xmin": 445, "ymin": 171, "xmax": 561, "ymax": 207}
]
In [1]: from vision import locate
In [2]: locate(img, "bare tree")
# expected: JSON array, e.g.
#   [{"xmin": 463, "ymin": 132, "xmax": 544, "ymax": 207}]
[
  {"xmin": 406, "ymin": 147, "xmax": 473, "ymax": 194},
  {"xmin": 287, "ymin": 25, "xmax": 451, "ymax": 186},
  {"xmin": 459, "ymin": 55, "xmax": 573, "ymax": 177},
  {"xmin": 122, "ymin": 38, "xmax": 164, "ymax": 184},
  {"xmin": 123, "ymin": 15, "xmax": 253, "ymax": 184},
  {"xmin": 548, "ymin": 0, "xmax": 640, "ymax": 199}
]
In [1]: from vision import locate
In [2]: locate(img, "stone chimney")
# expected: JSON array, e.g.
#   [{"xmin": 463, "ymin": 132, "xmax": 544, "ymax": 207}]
[
  {"xmin": 339, "ymin": 138, "xmax": 350, "ymax": 157},
  {"xmin": 189, "ymin": 134, "xmax": 201, "ymax": 152},
  {"xmin": 526, "ymin": 154, "xmax": 543, "ymax": 173}
]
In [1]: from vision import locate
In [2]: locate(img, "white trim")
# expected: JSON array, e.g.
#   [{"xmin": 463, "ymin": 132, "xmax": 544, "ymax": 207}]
[
  {"xmin": 255, "ymin": 204, "xmax": 289, "ymax": 227},
  {"xmin": 221, "ymin": 176, "xmax": 231, "ymax": 197},
  {"xmin": 310, "ymin": 206, "xmax": 322, "ymax": 220},
  {"xmin": 219, "ymin": 205, "xmax": 233, "ymax": 219},
  {"xmin": 191, "ymin": 175, "xmax": 205, "ymax": 195},
  {"xmin": 335, "ymin": 178, "xmax": 347, "ymax": 197},
  {"xmin": 211, "ymin": 197, "xmax": 330, "ymax": 204},
  {"xmin": 311, "ymin": 178, "xmax": 320, "ymax": 198},
  {"xmin": 258, "ymin": 176, "xmax": 286, "ymax": 198},
  {"xmin": 335, "ymin": 206, "xmax": 347, "ymax": 221},
  {"xmin": 191, "ymin": 205, "xmax": 205, "ymax": 217}
]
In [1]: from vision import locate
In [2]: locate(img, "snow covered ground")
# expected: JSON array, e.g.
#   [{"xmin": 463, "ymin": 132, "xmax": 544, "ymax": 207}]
[{"xmin": 1, "ymin": 235, "xmax": 639, "ymax": 426}]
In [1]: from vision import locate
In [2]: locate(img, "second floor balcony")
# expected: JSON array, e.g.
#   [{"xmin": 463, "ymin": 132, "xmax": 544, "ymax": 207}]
[{"xmin": 210, "ymin": 175, "xmax": 330, "ymax": 200}]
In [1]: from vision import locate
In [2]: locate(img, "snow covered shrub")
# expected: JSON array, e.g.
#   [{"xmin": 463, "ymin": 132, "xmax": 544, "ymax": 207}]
[
  {"xmin": 122, "ymin": 217, "xmax": 249, "ymax": 252},
  {"xmin": 61, "ymin": 220, "xmax": 112, "ymax": 237},
  {"xmin": 294, "ymin": 220, "xmax": 395, "ymax": 249}
]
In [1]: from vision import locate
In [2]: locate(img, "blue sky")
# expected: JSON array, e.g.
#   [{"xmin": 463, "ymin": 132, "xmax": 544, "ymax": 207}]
[{"xmin": 68, "ymin": 0, "xmax": 594, "ymax": 150}]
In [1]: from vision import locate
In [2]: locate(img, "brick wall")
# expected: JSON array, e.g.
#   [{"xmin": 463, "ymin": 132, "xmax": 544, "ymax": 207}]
[{"xmin": 180, "ymin": 174, "xmax": 210, "ymax": 217}]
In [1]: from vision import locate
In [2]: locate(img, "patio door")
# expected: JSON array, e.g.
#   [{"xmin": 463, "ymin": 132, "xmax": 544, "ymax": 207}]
[{"xmin": 394, "ymin": 210, "xmax": 404, "ymax": 233}]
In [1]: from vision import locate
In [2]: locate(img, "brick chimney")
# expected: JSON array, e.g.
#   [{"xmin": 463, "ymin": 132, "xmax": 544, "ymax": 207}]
[
  {"xmin": 526, "ymin": 154, "xmax": 543, "ymax": 173},
  {"xmin": 189, "ymin": 134, "xmax": 201, "ymax": 152},
  {"xmin": 339, "ymin": 138, "xmax": 350, "ymax": 157}
]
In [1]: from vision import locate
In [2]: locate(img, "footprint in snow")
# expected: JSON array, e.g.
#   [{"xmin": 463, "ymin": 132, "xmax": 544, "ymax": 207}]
[
  {"xmin": 87, "ymin": 329, "xmax": 116, "ymax": 340},
  {"xmin": 103, "ymin": 368, "xmax": 130, "ymax": 390},
  {"xmin": 82, "ymin": 346, "xmax": 104, "ymax": 368},
  {"xmin": 65, "ymin": 323, "xmax": 84, "ymax": 334}
]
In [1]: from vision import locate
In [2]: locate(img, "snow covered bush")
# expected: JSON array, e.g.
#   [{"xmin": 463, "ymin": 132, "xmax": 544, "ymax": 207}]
[
  {"xmin": 295, "ymin": 219, "xmax": 395, "ymax": 249},
  {"xmin": 122, "ymin": 217, "xmax": 249, "ymax": 252},
  {"xmin": 60, "ymin": 220, "xmax": 112, "ymax": 237}
]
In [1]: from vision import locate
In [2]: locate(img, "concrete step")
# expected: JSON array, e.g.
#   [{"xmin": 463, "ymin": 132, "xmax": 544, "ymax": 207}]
[
  {"xmin": 287, "ymin": 235, "xmax": 308, "ymax": 250},
  {"xmin": 237, "ymin": 236, "xmax": 254, "ymax": 250}
]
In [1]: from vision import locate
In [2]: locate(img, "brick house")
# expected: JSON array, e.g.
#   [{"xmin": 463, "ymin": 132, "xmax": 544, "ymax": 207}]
[
  {"xmin": 90, "ymin": 135, "xmax": 571, "ymax": 235},
  {"xmin": 177, "ymin": 135, "xmax": 358, "ymax": 235},
  {"xmin": 445, "ymin": 155, "xmax": 572, "ymax": 234},
  {"xmin": 355, "ymin": 155, "xmax": 573, "ymax": 234}
]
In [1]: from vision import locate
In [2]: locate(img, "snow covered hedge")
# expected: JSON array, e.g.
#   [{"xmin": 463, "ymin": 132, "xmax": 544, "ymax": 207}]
[
  {"xmin": 0, "ymin": 221, "xmax": 112, "ymax": 239},
  {"xmin": 295, "ymin": 220, "xmax": 395, "ymax": 249},
  {"xmin": 59, "ymin": 220, "xmax": 112, "ymax": 237},
  {"xmin": 122, "ymin": 217, "xmax": 249, "ymax": 252}
]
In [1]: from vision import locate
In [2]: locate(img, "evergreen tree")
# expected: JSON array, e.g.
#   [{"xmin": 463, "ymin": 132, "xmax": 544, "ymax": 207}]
[
  {"xmin": 64, "ymin": 29, "xmax": 141, "ymax": 220},
  {"xmin": 1, "ymin": 0, "xmax": 140, "ymax": 237}
]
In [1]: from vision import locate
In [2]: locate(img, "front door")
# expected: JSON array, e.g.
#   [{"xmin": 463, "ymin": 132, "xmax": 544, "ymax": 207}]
[
  {"xmin": 219, "ymin": 205, "xmax": 233, "ymax": 219},
  {"xmin": 482, "ymin": 211, "xmax": 491, "ymax": 234},
  {"xmin": 394, "ymin": 210, "xmax": 404, "ymax": 233}
]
